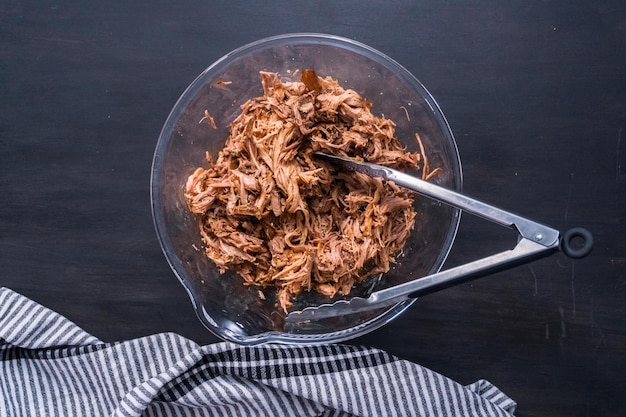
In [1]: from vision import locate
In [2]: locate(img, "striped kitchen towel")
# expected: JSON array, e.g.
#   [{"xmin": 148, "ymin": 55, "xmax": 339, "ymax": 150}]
[{"xmin": 0, "ymin": 287, "xmax": 516, "ymax": 417}]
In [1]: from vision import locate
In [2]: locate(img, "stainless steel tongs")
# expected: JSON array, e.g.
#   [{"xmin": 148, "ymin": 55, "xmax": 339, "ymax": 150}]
[{"xmin": 285, "ymin": 153, "xmax": 593, "ymax": 323}]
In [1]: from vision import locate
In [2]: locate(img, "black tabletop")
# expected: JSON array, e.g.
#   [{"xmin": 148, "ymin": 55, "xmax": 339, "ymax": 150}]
[{"xmin": 2, "ymin": 1, "xmax": 625, "ymax": 416}]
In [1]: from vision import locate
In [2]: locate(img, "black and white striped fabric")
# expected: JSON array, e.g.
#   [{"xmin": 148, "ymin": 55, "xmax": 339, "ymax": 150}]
[{"xmin": 0, "ymin": 287, "xmax": 516, "ymax": 416}]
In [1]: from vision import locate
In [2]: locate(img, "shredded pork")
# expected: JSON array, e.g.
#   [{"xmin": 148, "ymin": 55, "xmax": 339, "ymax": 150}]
[{"xmin": 185, "ymin": 70, "xmax": 424, "ymax": 312}]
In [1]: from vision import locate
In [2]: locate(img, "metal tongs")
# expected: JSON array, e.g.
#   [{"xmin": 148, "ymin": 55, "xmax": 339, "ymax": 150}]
[{"xmin": 285, "ymin": 153, "xmax": 593, "ymax": 323}]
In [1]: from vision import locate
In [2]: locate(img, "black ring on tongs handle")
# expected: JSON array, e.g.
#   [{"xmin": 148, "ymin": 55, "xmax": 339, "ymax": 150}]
[{"xmin": 560, "ymin": 228, "xmax": 593, "ymax": 259}]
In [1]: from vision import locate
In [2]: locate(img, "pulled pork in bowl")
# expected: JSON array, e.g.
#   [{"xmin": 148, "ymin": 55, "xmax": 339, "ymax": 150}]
[{"xmin": 151, "ymin": 33, "xmax": 462, "ymax": 344}]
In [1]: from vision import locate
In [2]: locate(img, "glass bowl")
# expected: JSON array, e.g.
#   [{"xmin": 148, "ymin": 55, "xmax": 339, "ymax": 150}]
[{"xmin": 151, "ymin": 33, "xmax": 462, "ymax": 345}]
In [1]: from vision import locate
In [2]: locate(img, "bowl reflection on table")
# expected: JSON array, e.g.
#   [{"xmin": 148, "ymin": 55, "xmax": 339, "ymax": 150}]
[{"xmin": 150, "ymin": 33, "xmax": 462, "ymax": 345}]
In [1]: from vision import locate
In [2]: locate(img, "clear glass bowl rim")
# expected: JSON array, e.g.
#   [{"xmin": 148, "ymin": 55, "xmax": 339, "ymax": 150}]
[{"xmin": 151, "ymin": 32, "xmax": 463, "ymax": 345}]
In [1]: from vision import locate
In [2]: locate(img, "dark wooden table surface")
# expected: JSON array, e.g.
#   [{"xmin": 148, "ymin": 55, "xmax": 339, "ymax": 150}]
[{"xmin": 2, "ymin": 1, "xmax": 625, "ymax": 416}]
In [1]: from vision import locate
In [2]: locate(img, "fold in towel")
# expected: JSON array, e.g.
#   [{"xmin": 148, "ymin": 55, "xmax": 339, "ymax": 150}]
[{"xmin": 0, "ymin": 287, "xmax": 516, "ymax": 417}]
